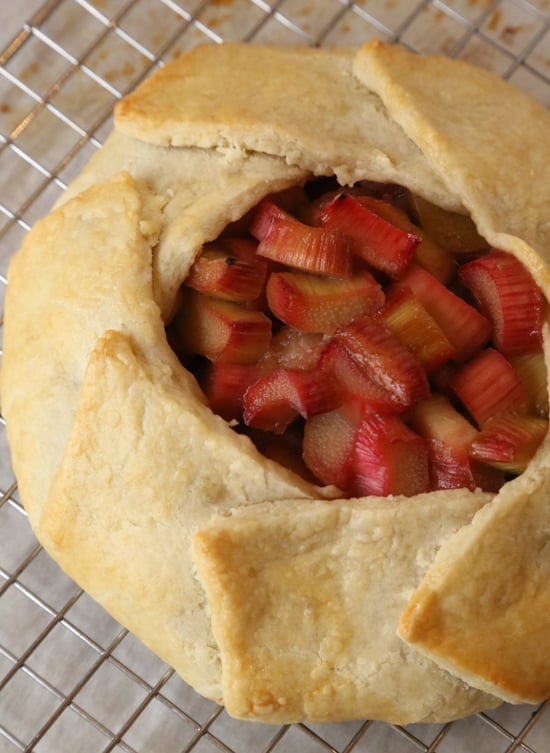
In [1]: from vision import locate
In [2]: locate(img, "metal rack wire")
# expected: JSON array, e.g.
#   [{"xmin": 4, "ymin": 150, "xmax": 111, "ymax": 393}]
[{"xmin": 1, "ymin": 1, "xmax": 550, "ymax": 751}]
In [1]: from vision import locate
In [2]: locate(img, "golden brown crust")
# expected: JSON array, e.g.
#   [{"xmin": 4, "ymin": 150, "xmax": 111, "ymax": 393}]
[
  {"xmin": 2, "ymin": 172, "xmax": 166, "ymax": 526},
  {"xmin": 192, "ymin": 494, "xmax": 497, "ymax": 723},
  {"xmin": 354, "ymin": 41, "xmax": 550, "ymax": 278},
  {"xmin": 2, "ymin": 41, "xmax": 550, "ymax": 722},
  {"xmin": 53, "ymin": 130, "xmax": 308, "ymax": 322},
  {"xmin": 41, "ymin": 328, "xmax": 321, "ymax": 699},
  {"xmin": 398, "ymin": 429, "xmax": 550, "ymax": 704},
  {"xmin": 114, "ymin": 43, "xmax": 458, "ymax": 209}
]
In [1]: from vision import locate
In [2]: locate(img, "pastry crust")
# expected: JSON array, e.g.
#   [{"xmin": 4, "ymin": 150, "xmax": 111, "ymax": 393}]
[
  {"xmin": 398, "ymin": 441, "xmax": 550, "ymax": 704},
  {"xmin": 192, "ymin": 494, "xmax": 496, "ymax": 723},
  {"xmin": 114, "ymin": 43, "xmax": 457, "ymax": 211},
  {"xmin": 2, "ymin": 40, "xmax": 550, "ymax": 722}
]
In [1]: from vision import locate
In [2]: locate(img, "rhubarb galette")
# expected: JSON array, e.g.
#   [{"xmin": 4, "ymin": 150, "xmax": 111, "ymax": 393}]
[{"xmin": 3, "ymin": 41, "xmax": 550, "ymax": 724}]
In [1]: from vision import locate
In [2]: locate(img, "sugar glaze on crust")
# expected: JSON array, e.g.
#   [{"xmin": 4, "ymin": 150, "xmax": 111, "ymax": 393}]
[{"xmin": 2, "ymin": 41, "xmax": 550, "ymax": 723}]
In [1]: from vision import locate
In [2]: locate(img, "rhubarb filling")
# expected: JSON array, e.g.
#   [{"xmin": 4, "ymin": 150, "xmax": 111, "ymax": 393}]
[{"xmin": 168, "ymin": 179, "xmax": 548, "ymax": 497}]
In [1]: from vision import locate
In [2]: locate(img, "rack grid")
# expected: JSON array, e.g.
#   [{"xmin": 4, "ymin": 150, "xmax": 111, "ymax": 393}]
[{"xmin": 1, "ymin": 1, "xmax": 550, "ymax": 751}]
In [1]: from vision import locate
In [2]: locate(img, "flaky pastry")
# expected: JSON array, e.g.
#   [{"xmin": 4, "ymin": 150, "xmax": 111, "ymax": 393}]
[{"xmin": 3, "ymin": 41, "xmax": 550, "ymax": 724}]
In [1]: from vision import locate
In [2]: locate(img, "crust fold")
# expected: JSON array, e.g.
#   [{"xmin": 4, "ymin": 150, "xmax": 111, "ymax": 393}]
[
  {"xmin": 37, "ymin": 329, "xmax": 323, "ymax": 700},
  {"xmin": 398, "ymin": 429, "xmax": 550, "ymax": 704},
  {"xmin": 114, "ymin": 43, "xmax": 457, "ymax": 210},
  {"xmin": 192, "ymin": 494, "xmax": 497, "ymax": 723}
]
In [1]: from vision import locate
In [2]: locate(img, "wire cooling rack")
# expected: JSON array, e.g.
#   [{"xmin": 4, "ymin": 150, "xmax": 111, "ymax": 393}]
[{"xmin": 1, "ymin": 1, "xmax": 550, "ymax": 751}]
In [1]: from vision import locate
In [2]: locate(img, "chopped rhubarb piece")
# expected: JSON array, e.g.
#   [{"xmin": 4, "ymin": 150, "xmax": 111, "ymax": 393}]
[
  {"xmin": 412, "ymin": 195, "xmax": 490, "ymax": 257},
  {"xmin": 412, "ymin": 233, "xmax": 457, "ymax": 285},
  {"xmin": 219, "ymin": 236, "xmax": 260, "ymax": 264},
  {"xmin": 219, "ymin": 236, "xmax": 272, "ymax": 309},
  {"xmin": 459, "ymin": 250, "xmax": 544, "ymax": 355},
  {"xmin": 319, "ymin": 339, "xmax": 406, "ymax": 413},
  {"xmin": 178, "ymin": 290, "xmax": 271, "ymax": 364},
  {"xmin": 317, "ymin": 192, "xmax": 420, "ymax": 277},
  {"xmin": 243, "ymin": 368, "xmax": 342, "ymax": 434},
  {"xmin": 409, "ymin": 394, "xmax": 478, "ymax": 445},
  {"xmin": 509, "ymin": 350, "xmax": 548, "ymax": 417},
  {"xmin": 450, "ymin": 348, "xmax": 529, "ymax": 427},
  {"xmin": 357, "ymin": 196, "xmax": 457, "ymax": 284},
  {"xmin": 300, "ymin": 188, "xmax": 350, "ymax": 225},
  {"xmin": 259, "ymin": 326, "xmax": 329, "ymax": 372},
  {"xmin": 266, "ymin": 269, "xmax": 384, "ymax": 334},
  {"xmin": 379, "ymin": 288, "xmax": 456, "ymax": 372},
  {"xmin": 471, "ymin": 413, "xmax": 548, "ymax": 473},
  {"xmin": 302, "ymin": 403, "xmax": 360, "ymax": 491},
  {"xmin": 299, "ymin": 184, "xmax": 403, "ymax": 225},
  {"xmin": 250, "ymin": 199, "xmax": 354, "ymax": 278},
  {"xmin": 299, "ymin": 184, "xmax": 405, "ymax": 225},
  {"xmin": 334, "ymin": 317, "xmax": 430, "ymax": 408},
  {"xmin": 355, "ymin": 196, "xmax": 411, "ymax": 225},
  {"xmin": 429, "ymin": 361, "xmax": 458, "ymax": 398},
  {"xmin": 428, "ymin": 442, "xmax": 477, "ymax": 491},
  {"xmin": 408, "ymin": 395, "xmax": 480, "ymax": 490},
  {"xmin": 202, "ymin": 362, "xmax": 261, "ymax": 421},
  {"xmin": 249, "ymin": 198, "xmax": 288, "ymax": 241},
  {"xmin": 352, "ymin": 412, "xmax": 430, "ymax": 497},
  {"xmin": 185, "ymin": 247, "xmax": 267, "ymax": 303},
  {"xmin": 319, "ymin": 339, "xmax": 402, "ymax": 411},
  {"xmin": 391, "ymin": 265, "xmax": 492, "ymax": 361}
]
